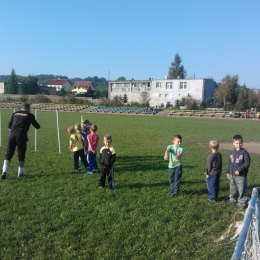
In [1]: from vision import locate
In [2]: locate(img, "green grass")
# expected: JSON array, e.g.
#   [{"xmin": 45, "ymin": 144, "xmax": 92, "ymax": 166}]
[{"xmin": 0, "ymin": 110, "xmax": 259, "ymax": 259}]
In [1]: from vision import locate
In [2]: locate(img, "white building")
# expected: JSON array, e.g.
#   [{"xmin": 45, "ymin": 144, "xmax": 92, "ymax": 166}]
[
  {"xmin": 0, "ymin": 82, "xmax": 5, "ymax": 94},
  {"xmin": 47, "ymin": 78, "xmax": 72, "ymax": 92},
  {"xmin": 108, "ymin": 78, "xmax": 216, "ymax": 107}
]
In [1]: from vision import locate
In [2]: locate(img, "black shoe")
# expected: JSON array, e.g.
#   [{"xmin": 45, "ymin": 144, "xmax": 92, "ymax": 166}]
[
  {"xmin": 18, "ymin": 173, "xmax": 24, "ymax": 178},
  {"xmin": 1, "ymin": 172, "xmax": 6, "ymax": 179}
]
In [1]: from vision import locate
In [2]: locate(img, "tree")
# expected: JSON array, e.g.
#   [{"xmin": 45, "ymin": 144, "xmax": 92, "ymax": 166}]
[
  {"xmin": 235, "ymin": 85, "xmax": 248, "ymax": 111},
  {"xmin": 168, "ymin": 53, "xmax": 187, "ymax": 79},
  {"xmin": 18, "ymin": 75, "xmax": 40, "ymax": 94},
  {"xmin": 214, "ymin": 74, "xmax": 239, "ymax": 107},
  {"xmin": 5, "ymin": 68, "xmax": 18, "ymax": 94},
  {"xmin": 123, "ymin": 93, "xmax": 128, "ymax": 103},
  {"xmin": 116, "ymin": 76, "xmax": 126, "ymax": 81}
]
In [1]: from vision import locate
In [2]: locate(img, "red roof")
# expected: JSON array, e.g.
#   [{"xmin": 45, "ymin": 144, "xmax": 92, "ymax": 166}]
[
  {"xmin": 72, "ymin": 81, "xmax": 93, "ymax": 89},
  {"xmin": 47, "ymin": 79, "xmax": 69, "ymax": 85}
]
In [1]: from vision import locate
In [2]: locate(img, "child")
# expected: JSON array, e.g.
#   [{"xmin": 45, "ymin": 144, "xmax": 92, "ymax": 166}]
[
  {"xmin": 164, "ymin": 135, "xmax": 184, "ymax": 195},
  {"xmin": 204, "ymin": 140, "xmax": 222, "ymax": 201},
  {"xmin": 87, "ymin": 124, "xmax": 100, "ymax": 174},
  {"xmin": 67, "ymin": 126, "xmax": 88, "ymax": 172},
  {"xmin": 226, "ymin": 135, "xmax": 250, "ymax": 209},
  {"xmin": 75, "ymin": 123, "xmax": 87, "ymax": 167},
  {"xmin": 99, "ymin": 134, "xmax": 116, "ymax": 189}
]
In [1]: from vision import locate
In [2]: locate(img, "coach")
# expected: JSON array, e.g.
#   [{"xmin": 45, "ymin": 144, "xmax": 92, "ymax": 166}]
[{"xmin": 1, "ymin": 103, "xmax": 40, "ymax": 179}]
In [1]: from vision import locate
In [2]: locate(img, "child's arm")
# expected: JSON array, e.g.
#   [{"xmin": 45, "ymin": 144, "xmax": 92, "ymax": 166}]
[
  {"xmin": 87, "ymin": 135, "xmax": 93, "ymax": 152},
  {"xmin": 164, "ymin": 149, "xmax": 170, "ymax": 160},
  {"xmin": 235, "ymin": 151, "xmax": 250, "ymax": 175},
  {"xmin": 94, "ymin": 139, "xmax": 99, "ymax": 154},
  {"xmin": 69, "ymin": 142, "xmax": 73, "ymax": 151}
]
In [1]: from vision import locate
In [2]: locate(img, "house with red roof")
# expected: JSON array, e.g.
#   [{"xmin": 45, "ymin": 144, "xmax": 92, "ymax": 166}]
[
  {"xmin": 47, "ymin": 78, "xmax": 72, "ymax": 92},
  {"xmin": 71, "ymin": 81, "xmax": 95, "ymax": 96}
]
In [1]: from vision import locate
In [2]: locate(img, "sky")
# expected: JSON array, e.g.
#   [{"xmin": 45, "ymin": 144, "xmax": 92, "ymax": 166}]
[{"xmin": 1, "ymin": 0, "xmax": 260, "ymax": 88}]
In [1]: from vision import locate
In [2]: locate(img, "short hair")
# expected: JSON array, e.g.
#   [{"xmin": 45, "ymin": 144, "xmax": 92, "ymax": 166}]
[
  {"xmin": 209, "ymin": 140, "xmax": 219, "ymax": 149},
  {"xmin": 104, "ymin": 134, "xmax": 112, "ymax": 142},
  {"xmin": 83, "ymin": 119, "xmax": 90, "ymax": 125},
  {"xmin": 81, "ymin": 125, "xmax": 88, "ymax": 132},
  {"xmin": 90, "ymin": 124, "xmax": 97, "ymax": 132},
  {"xmin": 173, "ymin": 134, "xmax": 182, "ymax": 140},
  {"xmin": 22, "ymin": 103, "xmax": 30, "ymax": 110},
  {"xmin": 67, "ymin": 126, "xmax": 75, "ymax": 134},
  {"xmin": 233, "ymin": 135, "xmax": 243, "ymax": 142},
  {"xmin": 74, "ymin": 123, "xmax": 81, "ymax": 131}
]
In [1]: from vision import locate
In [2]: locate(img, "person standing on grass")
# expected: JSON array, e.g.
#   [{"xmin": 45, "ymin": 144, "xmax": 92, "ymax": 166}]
[
  {"xmin": 204, "ymin": 140, "xmax": 222, "ymax": 201},
  {"xmin": 99, "ymin": 134, "xmax": 116, "ymax": 189},
  {"xmin": 226, "ymin": 135, "xmax": 250, "ymax": 209},
  {"xmin": 67, "ymin": 126, "xmax": 89, "ymax": 173},
  {"xmin": 87, "ymin": 124, "xmax": 99, "ymax": 174},
  {"xmin": 1, "ymin": 103, "xmax": 40, "ymax": 179},
  {"xmin": 164, "ymin": 135, "xmax": 184, "ymax": 196}
]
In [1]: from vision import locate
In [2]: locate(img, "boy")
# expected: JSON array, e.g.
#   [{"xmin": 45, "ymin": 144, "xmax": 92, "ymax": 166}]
[
  {"xmin": 99, "ymin": 134, "xmax": 116, "ymax": 189},
  {"xmin": 227, "ymin": 135, "xmax": 250, "ymax": 209},
  {"xmin": 204, "ymin": 140, "xmax": 222, "ymax": 201},
  {"xmin": 164, "ymin": 135, "xmax": 184, "ymax": 195},
  {"xmin": 67, "ymin": 126, "xmax": 88, "ymax": 172},
  {"xmin": 87, "ymin": 124, "xmax": 99, "ymax": 174}
]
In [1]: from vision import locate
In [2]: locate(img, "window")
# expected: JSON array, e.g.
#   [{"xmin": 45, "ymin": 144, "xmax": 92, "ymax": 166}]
[
  {"xmin": 166, "ymin": 82, "xmax": 173, "ymax": 89},
  {"xmin": 156, "ymin": 82, "xmax": 161, "ymax": 88},
  {"xmin": 180, "ymin": 82, "xmax": 187, "ymax": 89}
]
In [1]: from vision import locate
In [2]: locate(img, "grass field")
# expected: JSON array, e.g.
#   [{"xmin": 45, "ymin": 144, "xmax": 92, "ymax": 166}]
[{"xmin": 0, "ymin": 110, "xmax": 259, "ymax": 260}]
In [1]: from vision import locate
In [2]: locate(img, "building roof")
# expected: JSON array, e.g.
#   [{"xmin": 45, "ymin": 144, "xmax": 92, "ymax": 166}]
[
  {"xmin": 72, "ymin": 81, "xmax": 93, "ymax": 89},
  {"xmin": 47, "ymin": 78, "xmax": 69, "ymax": 85}
]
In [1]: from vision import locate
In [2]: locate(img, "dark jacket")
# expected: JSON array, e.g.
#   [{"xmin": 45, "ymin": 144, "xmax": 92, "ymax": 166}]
[
  {"xmin": 100, "ymin": 146, "xmax": 116, "ymax": 168},
  {"xmin": 227, "ymin": 148, "xmax": 250, "ymax": 176}
]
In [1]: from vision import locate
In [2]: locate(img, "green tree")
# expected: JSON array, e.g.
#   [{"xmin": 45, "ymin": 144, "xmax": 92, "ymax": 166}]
[
  {"xmin": 123, "ymin": 93, "xmax": 128, "ymax": 103},
  {"xmin": 168, "ymin": 53, "xmax": 187, "ymax": 79},
  {"xmin": 5, "ymin": 68, "xmax": 18, "ymax": 94},
  {"xmin": 116, "ymin": 76, "xmax": 126, "ymax": 81},
  {"xmin": 235, "ymin": 85, "xmax": 248, "ymax": 110},
  {"xmin": 214, "ymin": 74, "xmax": 239, "ymax": 108}
]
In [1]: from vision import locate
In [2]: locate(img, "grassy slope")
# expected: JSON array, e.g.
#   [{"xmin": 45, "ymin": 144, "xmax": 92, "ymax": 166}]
[{"xmin": 0, "ymin": 110, "xmax": 259, "ymax": 260}]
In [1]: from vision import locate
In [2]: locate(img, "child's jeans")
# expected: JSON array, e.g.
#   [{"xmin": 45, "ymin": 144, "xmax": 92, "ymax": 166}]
[
  {"xmin": 169, "ymin": 166, "xmax": 182, "ymax": 194},
  {"xmin": 88, "ymin": 151, "xmax": 98, "ymax": 171},
  {"xmin": 206, "ymin": 173, "xmax": 220, "ymax": 200},
  {"xmin": 229, "ymin": 175, "xmax": 248, "ymax": 207}
]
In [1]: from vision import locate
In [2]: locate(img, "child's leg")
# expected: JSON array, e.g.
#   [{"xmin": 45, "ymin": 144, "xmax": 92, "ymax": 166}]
[
  {"xmin": 173, "ymin": 166, "xmax": 182, "ymax": 194},
  {"xmin": 229, "ymin": 175, "xmax": 238, "ymax": 202},
  {"xmin": 73, "ymin": 151, "xmax": 79, "ymax": 170},
  {"xmin": 169, "ymin": 168, "xmax": 175, "ymax": 192},
  {"xmin": 88, "ymin": 151, "xmax": 94, "ymax": 171},
  {"xmin": 236, "ymin": 176, "xmax": 248, "ymax": 208},
  {"xmin": 215, "ymin": 174, "xmax": 221, "ymax": 200},
  {"xmin": 207, "ymin": 174, "xmax": 217, "ymax": 200},
  {"xmin": 79, "ymin": 149, "xmax": 88, "ymax": 169},
  {"xmin": 93, "ymin": 153, "xmax": 98, "ymax": 170},
  {"xmin": 99, "ymin": 167, "xmax": 107, "ymax": 187},
  {"xmin": 107, "ymin": 167, "xmax": 114, "ymax": 189}
]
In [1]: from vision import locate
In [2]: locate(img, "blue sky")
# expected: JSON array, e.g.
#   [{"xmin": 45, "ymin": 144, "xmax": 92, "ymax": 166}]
[{"xmin": 1, "ymin": 0, "xmax": 259, "ymax": 88}]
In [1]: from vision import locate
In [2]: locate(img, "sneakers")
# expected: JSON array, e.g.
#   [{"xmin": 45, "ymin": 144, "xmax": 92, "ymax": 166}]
[
  {"xmin": 234, "ymin": 204, "xmax": 247, "ymax": 209},
  {"xmin": 86, "ymin": 171, "xmax": 93, "ymax": 175},
  {"xmin": 226, "ymin": 200, "xmax": 236, "ymax": 204},
  {"xmin": 1, "ymin": 172, "xmax": 6, "ymax": 179},
  {"xmin": 207, "ymin": 198, "xmax": 216, "ymax": 202},
  {"xmin": 98, "ymin": 186, "xmax": 105, "ymax": 189},
  {"xmin": 18, "ymin": 173, "xmax": 24, "ymax": 178},
  {"xmin": 168, "ymin": 191, "xmax": 178, "ymax": 196},
  {"xmin": 92, "ymin": 169, "xmax": 98, "ymax": 173}
]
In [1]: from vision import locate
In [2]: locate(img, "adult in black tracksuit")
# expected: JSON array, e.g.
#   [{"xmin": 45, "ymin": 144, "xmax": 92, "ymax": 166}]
[{"xmin": 1, "ymin": 103, "xmax": 40, "ymax": 179}]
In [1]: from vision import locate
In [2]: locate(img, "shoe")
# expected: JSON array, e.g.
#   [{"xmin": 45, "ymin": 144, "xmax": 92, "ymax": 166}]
[
  {"xmin": 226, "ymin": 200, "xmax": 236, "ymax": 204},
  {"xmin": 92, "ymin": 169, "xmax": 98, "ymax": 173},
  {"xmin": 18, "ymin": 173, "xmax": 24, "ymax": 178},
  {"xmin": 98, "ymin": 186, "xmax": 105, "ymax": 189},
  {"xmin": 234, "ymin": 204, "xmax": 247, "ymax": 209},
  {"xmin": 1, "ymin": 172, "xmax": 6, "ymax": 179},
  {"xmin": 207, "ymin": 198, "xmax": 216, "ymax": 202},
  {"xmin": 86, "ymin": 171, "xmax": 93, "ymax": 174},
  {"xmin": 168, "ymin": 191, "xmax": 178, "ymax": 196}
]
